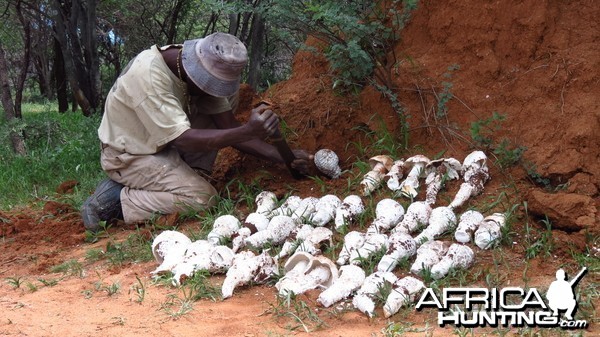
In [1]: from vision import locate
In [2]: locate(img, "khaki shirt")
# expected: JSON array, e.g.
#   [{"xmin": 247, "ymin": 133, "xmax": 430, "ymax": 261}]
[{"xmin": 99, "ymin": 45, "xmax": 231, "ymax": 154}]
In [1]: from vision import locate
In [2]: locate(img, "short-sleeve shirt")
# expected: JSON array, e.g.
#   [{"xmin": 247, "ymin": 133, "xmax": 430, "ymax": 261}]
[{"xmin": 98, "ymin": 45, "xmax": 231, "ymax": 154}]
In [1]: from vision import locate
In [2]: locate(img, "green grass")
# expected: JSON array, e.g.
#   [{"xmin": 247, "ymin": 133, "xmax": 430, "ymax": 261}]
[{"xmin": 0, "ymin": 102, "xmax": 105, "ymax": 209}]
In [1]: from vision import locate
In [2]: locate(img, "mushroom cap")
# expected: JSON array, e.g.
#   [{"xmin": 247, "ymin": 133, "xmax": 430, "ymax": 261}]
[
  {"xmin": 255, "ymin": 191, "xmax": 278, "ymax": 214},
  {"xmin": 386, "ymin": 159, "xmax": 404, "ymax": 177},
  {"xmin": 310, "ymin": 256, "xmax": 339, "ymax": 288},
  {"xmin": 152, "ymin": 230, "xmax": 192, "ymax": 264},
  {"xmin": 284, "ymin": 251, "xmax": 313, "ymax": 273},
  {"xmin": 213, "ymin": 214, "xmax": 241, "ymax": 230},
  {"xmin": 463, "ymin": 151, "xmax": 487, "ymax": 169},
  {"xmin": 405, "ymin": 154, "xmax": 431, "ymax": 167},
  {"xmin": 244, "ymin": 212, "xmax": 270, "ymax": 232},
  {"xmin": 368, "ymin": 155, "xmax": 393, "ymax": 171},
  {"xmin": 427, "ymin": 158, "xmax": 463, "ymax": 179},
  {"xmin": 482, "ymin": 213, "xmax": 506, "ymax": 227},
  {"xmin": 314, "ymin": 149, "xmax": 342, "ymax": 179}
]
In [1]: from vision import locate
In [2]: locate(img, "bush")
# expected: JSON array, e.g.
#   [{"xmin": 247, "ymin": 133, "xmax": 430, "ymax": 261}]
[{"xmin": 0, "ymin": 104, "xmax": 104, "ymax": 209}]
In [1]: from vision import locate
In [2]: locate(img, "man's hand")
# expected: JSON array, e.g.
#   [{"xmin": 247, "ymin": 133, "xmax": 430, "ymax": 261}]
[
  {"xmin": 290, "ymin": 149, "xmax": 315, "ymax": 176},
  {"xmin": 248, "ymin": 104, "xmax": 280, "ymax": 139}
]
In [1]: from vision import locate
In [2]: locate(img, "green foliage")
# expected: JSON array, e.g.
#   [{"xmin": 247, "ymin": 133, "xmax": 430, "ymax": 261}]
[
  {"xmin": 86, "ymin": 230, "xmax": 154, "ymax": 267},
  {"xmin": 50, "ymin": 259, "xmax": 84, "ymax": 277},
  {"xmin": 271, "ymin": 0, "xmax": 419, "ymax": 90},
  {"xmin": 5, "ymin": 276, "xmax": 24, "ymax": 289},
  {"xmin": 266, "ymin": 291, "xmax": 327, "ymax": 332},
  {"xmin": 522, "ymin": 203, "xmax": 555, "ymax": 260},
  {"xmin": 470, "ymin": 111, "xmax": 527, "ymax": 168},
  {"xmin": 470, "ymin": 111, "xmax": 506, "ymax": 148},
  {"xmin": 179, "ymin": 269, "xmax": 221, "ymax": 302},
  {"xmin": 493, "ymin": 139, "xmax": 526, "ymax": 169},
  {"xmin": 436, "ymin": 64, "xmax": 460, "ymax": 118},
  {"xmin": 0, "ymin": 104, "xmax": 104, "ymax": 209},
  {"xmin": 371, "ymin": 81, "xmax": 410, "ymax": 150}
]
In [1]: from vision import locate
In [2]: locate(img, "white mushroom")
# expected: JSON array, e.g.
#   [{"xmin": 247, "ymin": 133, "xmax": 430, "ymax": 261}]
[
  {"xmin": 275, "ymin": 225, "xmax": 333, "ymax": 260},
  {"xmin": 171, "ymin": 240, "xmax": 214, "ymax": 283},
  {"xmin": 276, "ymin": 252, "xmax": 338, "ymax": 295},
  {"xmin": 414, "ymin": 206, "xmax": 457, "ymax": 246},
  {"xmin": 386, "ymin": 159, "xmax": 405, "ymax": 191},
  {"xmin": 424, "ymin": 158, "xmax": 462, "ymax": 206},
  {"xmin": 448, "ymin": 151, "xmax": 490, "ymax": 210},
  {"xmin": 231, "ymin": 212, "xmax": 269, "ymax": 252},
  {"xmin": 454, "ymin": 210, "xmax": 484, "ymax": 243},
  {"xmin": 352, "ymin": 271, "xmax": 398, "ymax": 317},
  {"xmin": 430, "ymin": 243, "xmax": 475, "ymax": 279},
  {"xmin": 314, "ymin": 149, "xmax": 342, "ymax": 179},
  {"xmin": 377, "ymin": 232, "xmax": 417, "ymax": 272},
  {"xmin": 463, "ymin": 150, "xmax": 489, "ymax": 181},
  {"xmin": 274, "ymin": 225, "xmax": 315, "ymax": 260},
  {"xmin": 210, "ymin": 245, "xmax": 236, "ymax": 271},
  {"xmin": 398, "ymin": 155, "xmax": 431, "ymax": 198},
  {"xmin": 244, "ymin": 215, "xmax": 297, "ymax": 249},
  {"xmin": 392, "ymin": 201, "xmax": 432, "ymax": 234},
  {"xmin": 231, "ymin": 227, "xmax": 252, "ymax": 253},
  {"xmin": 171, "ymin": 241, "xmax": 235, "ymax": 285},
  {"xmin": 151, "ymin": 230, "xmax": 192, "ymax": 274},
  {"xmin": 291, "ymin": 196, "xmax": 319, "ymax": 223},
  {"xmin": 383, "ymin": 276, "xmax": 425, "ymax": 318},
  {"xmin": 349, "ymin": 232, "xmax": 388, "ymax": 266},
  {"xmin": 317, "ymin": 265, "xmax": 366, "ymax": 308},
  {"xmin": 296, "ymin": 226, "xmax": 333, "ymax": 255},
  {"xmin": 244, "ymin": 212, "xmax": 270, "ymax": 232},
  {"xmin": 222, "ymin": 250, "xmax": 277, "ymax": 299},
  {"xmin": 207, "ymin": 215, "xmax": 240, "ymax": 245},
  {"xmin": 151, "ymin": 230, "xmax": 191, "ymax": 264},
  {"xmin": 474, "ymin": 213, "xmax": 506, "ymax": 249},
  {"xmin": 334, "ymin": 195, "xmax": 365, "ymax": 230},
  {"xmin": 336, "ymin": 231, "xmax": 366, "ymax": 265},
  {"xmin": 270, "ymin": 195, "xmax": 302, "ymax": 217},
  {"xmin": 370, "ymin": 198, "xmax": 405, "ymax": 233},
  {"xmin": 360, "ymin": 155, "xmax": 393, "ymax": 196},
  {"xmin": 311, "ymin": 194, "xmax": 342, "ymax": 227},
  {"xmin": 410, "ymin": 240, "xmax": 449, "ymax": 275},
  {"xmin": 255, "ymin": 191, "xmax": 278, "ymax": 215}
]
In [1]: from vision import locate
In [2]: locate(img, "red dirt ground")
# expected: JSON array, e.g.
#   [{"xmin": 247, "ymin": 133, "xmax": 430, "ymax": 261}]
[{"xmin": 1, "ymin": 1, "xmax": 598, "ymax": 336}]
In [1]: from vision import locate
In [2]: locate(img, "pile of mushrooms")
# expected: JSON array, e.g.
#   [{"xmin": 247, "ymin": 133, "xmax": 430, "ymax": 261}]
[{"xmin": 150, "ymin": 150, "xmax": 506, "ymax": 318}]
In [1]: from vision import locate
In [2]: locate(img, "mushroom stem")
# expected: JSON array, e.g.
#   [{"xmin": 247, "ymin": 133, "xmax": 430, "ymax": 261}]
[
  {"xmin": 317, "ymin": 265, "xmax": 366, "ymax": 308},
  {"xmin": 474, "ymin": 213, "xmax": 506, "ymax": 249},
  {"xmin": 386, "ymin": 160, "xmax": 405, "ymax": 191},
  {"xmin": 399, "ymin": 164, "xmax": 425, "ymax": 198},
  {"xmin": 414, "ymin": 206, "xmax": 457, "ymax": 246},
  {"xmin": 377, "ymin": 232, "xmax": 417, "ymax": 272},
  {"xmin": 410, "ymin": 240, "xmax": 449, "ymax": 275},
  {"xmin": 353, "ymin": 271, "xmax": 398, "ymax": 317},
  {"xmin": 360, "ymin": 163, "xmax": 386, "ymax": 196},
  {"xmin": 430, "ymin": 244, "xmax": 475, "ymax": 279},
  {"xmin": 454, "ymin": 210, "xmax": 484, "ymax": 243},
  {"xmin": 383, "ymin": 276, "xmax": 425, "ymax": 318}
]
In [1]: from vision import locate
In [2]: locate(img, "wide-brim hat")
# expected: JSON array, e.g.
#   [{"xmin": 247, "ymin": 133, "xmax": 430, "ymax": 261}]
[{"xmin": 182, "ymin": 32, "xmax": 248, "ymax": 97}]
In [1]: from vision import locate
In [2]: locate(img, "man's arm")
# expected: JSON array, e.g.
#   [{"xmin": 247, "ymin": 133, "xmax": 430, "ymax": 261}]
[
  {"xmin": 210, "ymin": 108, "xmax": 285, "ymax": 163},
  {"xmin": 211, "ymin": 107, "xmax": 314, "ymax": 174},
  {"xmin": 170, "ymin": 106, "xmax": 279, "ymax": 153}
]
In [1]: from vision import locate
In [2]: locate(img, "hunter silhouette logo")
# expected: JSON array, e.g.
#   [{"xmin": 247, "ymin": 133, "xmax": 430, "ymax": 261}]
[
  {"xmin": 415, "ymin": 267, "xmax": 589, "ymax": 329},
  {"xmin": 546, "ymin": 267, "xmax": 587, "ymax": 321}
]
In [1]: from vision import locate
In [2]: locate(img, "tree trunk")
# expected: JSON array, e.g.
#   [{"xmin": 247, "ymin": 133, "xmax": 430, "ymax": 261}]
[
  {"xmin": 51, "ymin": 0, "xmax": 99, "ymax": 116},
  {"xmin": 0, "ymin": 42, "xmax": 26, "ymax": 155},
  {"xmin": 53, "ymin": 37, "xmax": 69, "ymax": 112},
  {"xmin": 14, "ymin": 0, "xmax": 32, "ymax": 118},
  {"xmin": 228, "ymin": 13, "xmax": 240, "ymax": 36},
  {"xmin": 247, "ymin": 12, "xmax": 265, "ymax": 89}
]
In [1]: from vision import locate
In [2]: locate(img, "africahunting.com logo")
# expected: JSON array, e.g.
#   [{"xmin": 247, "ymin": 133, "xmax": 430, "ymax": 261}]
[{"xmin": 415, "ymin": 267, "xmax": 588, "ymax": 329}]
